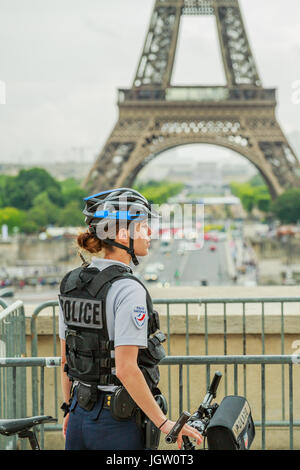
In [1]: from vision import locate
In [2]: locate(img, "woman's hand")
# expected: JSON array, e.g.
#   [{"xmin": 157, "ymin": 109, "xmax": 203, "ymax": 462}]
[
  {"xmin": 62, "ymin": 413, "xmax": 70, "ymax": 439},
  {"xmin": 159, "ymin": 419, "xmax": 203, "ymax": 449}
]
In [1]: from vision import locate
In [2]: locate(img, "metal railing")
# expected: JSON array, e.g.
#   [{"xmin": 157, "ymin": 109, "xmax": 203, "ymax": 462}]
[
  {"xmin": 0, "ymin": 298, "xmax": 8, "ymax": 310},
  {"xmin": 1, "ymin": 355, "xmax": 299, "ymax": 450},
  {"xmin": 0, "ymin": 357, "xmax": 60, "ymax": 450},
  {"xmin": 161, "ymin": 355, "xmax": 300, "ymax": 450},
  {"xmin": 29, "ymin": 296, "xmax": 300, "ymax": 434},
  {"xmin": 31, "ymin": 301, "xmax": 59, "ymax": 417},
  {"xmin": 154, "ymin": 296, "xmax": 300, "ymax": 419},
  {"xmin": 0, "ymin": 301, "xmax": 27, "ymax": 450}
]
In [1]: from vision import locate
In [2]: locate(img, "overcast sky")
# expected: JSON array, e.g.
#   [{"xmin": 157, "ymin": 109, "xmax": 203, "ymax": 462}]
[{"xmin": 0, "ymin": 0, "xmax": 299, "ymax": 167}]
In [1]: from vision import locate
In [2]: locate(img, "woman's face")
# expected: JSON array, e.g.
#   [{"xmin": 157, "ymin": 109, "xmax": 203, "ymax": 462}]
[{"xmin": 132, "ymin": 219, "xmax": 152, "ymax": 257}]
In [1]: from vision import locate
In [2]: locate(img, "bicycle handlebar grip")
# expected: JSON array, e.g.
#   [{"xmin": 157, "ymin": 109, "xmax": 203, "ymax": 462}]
[
  {"xmin": 165, "ymin": 411, "xmax": 191, "ymax": 444},
  {"xmin": 208, "ymin": 371, "xmax": 222, "ymax": 397}
]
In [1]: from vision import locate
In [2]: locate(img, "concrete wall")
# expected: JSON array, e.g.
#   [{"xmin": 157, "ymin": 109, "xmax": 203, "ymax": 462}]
[{"xmin": 23, "ymin": 286, "xmax": 300, "ymax": 451}]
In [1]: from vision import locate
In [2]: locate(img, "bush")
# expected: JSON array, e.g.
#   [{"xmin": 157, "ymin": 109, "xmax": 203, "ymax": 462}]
[
  {"xmin": 0, "ymin": 207, "xmax": 26, "ymax": 233},
  {"xmin": 270, "ymin": 189, "xmax": 300, "ymax": 224}
]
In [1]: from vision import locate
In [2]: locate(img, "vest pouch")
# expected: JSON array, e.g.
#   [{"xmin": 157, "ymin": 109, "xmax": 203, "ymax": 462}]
[
  {"xmin": 140, "ymin": 365, "xmax": 160, "ymax": 390},
  {"xmin": 65, "ymin": 329, "xmax": 102, "ymax": 384},
  {"xmin": 76, "ymin": 383, "xmax": 98, "ymax": 411},
  {"xmin": 138, "ymin": 331, "xmax": 166, "ymax": 367},
  {"xmin": 110, "ymin": 386, "xmax": 137, "ymax": 421}
]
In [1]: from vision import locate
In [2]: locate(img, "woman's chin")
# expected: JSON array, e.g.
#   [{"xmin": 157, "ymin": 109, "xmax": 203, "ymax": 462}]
[{"xmin": 136, "ymin": 249, "xmax": 148, "ymax": 257}]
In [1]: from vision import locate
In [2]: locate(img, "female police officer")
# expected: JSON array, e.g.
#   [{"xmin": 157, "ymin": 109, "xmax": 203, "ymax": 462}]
[{"xmin": 59, "ymin": 188, "xmax": 203, "ymax": 450}]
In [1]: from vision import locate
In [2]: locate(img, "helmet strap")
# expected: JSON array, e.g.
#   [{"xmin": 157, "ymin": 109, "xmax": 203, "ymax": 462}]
[
  {"xmin": 128, "ymin": 226, "xmax": 139, "ymax": 266},
  {"xmin": 103, "ymin": 234, "xmax": 139, "ymax": 266}
]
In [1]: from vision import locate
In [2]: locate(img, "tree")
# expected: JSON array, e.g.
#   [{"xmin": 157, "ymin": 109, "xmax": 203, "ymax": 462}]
[
  {"xmin": 256, "ymin": 194, "xmax": 271, "ymax": 213},
  {"xmin": 270, "ymin": 189, "xmax": 300, "ymax": 224},
  {"xmin": 230, "ymin": 180, "xmax": 271, "ymax": 216},
  {"xmin": 57, "ymin": 201, "xmax": 85, "ymax": 227},
  {"xmin": 59, "ymin": 177, "xmax": 86, "ymax": 209},
  {"xmin": 134, "ymin": 181, "xmax": 184, "ymax": 205},
  {"xmin": 29, "ymin": 193, "xmax": 60, "ymax": 228},
  {"xmin": 4, "ymin": 167, "xmax": 62, "ymax": 210},
  {"xmin": 248, "ymin": 173, "xmax": 265, "ymax": 187},
  {"xmin": 0, "ymin": 207, "xmax": 26, "ymax": 233}
]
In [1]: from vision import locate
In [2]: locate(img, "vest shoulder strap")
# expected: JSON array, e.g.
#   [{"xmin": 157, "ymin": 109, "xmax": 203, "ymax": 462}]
[
  {"xmin": 60, "ymin": 266, "xmax": 83, "ymax": 294},
  {"xmin": 86, "ymin": 264, "xmax": 132, "ymax": 297}
]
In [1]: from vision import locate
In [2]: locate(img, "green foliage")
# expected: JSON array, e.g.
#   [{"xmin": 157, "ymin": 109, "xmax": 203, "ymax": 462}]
[
  {"xmin": 0, "ymin": 207, "xmax": 26, "ymax": 233},
  {"xmin": 134, "ymin": 181, "xmax": 184, "ymax": 205},
  {"xmin": 3, "ymin": 167, "xmax": 62, "ymax": 210},
  {"xmin": 57, "ymin": 201, "xmax": 85, "ymax": 227},
  {"xmin": 230, "ymin": 179, "xmax": 271, "ymax": 215},
  {"xmin": 30, "ymin": 192, "xmax": 59, "ymax": 227},
  {"xmin": 248, "ymin": 173, "xmax": 265, "ymax": 187},
  {"xmin": 60, "ymin": 178, "xmax": 86, "ymax": 208},
  {"xmin": 270, "ymin": 189, "xmax": 300, "ymax": 224},
  {"xmin": 257, "ymin": 194, "xmax": 271, "ymax": 213},
  {"xmin": 0, "ymin": 168, "xmax": 86, "ymax": 233}
]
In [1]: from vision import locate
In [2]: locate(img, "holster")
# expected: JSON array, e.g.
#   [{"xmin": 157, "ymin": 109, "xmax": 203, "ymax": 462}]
[
  {"xmin": 76, "ymin": 383, "xmax": 98, "ymax": 411},
  {"xmin": 143, "ymin": 390, "xmax": 168, "ymax": 450},
  {"xmin": 109, "ymin": 386, "xmax": 137, "ymax": 421}
]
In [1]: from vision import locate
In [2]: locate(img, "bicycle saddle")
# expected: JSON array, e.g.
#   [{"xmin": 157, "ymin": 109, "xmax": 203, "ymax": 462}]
[{"xmin": 0, "ymin": 415, "xmax": 57, "ymax": 436}]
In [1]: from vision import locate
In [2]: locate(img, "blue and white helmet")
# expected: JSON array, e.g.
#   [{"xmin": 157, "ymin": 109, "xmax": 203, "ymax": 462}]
[{"xmin": 83, "ymin": 188, "xmax": 160, "ymax": 265}]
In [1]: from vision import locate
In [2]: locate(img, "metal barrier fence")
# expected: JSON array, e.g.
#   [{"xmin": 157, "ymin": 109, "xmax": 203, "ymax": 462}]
[
  {"xmin": 0, "ymin": 355, "xmax": 299, "ymax": 450},
  {"xmin": 0, "ymin": 301, "xmax": 27, "ymax": 450},
  {"xmin": 0, "ymin": 357, "xmax": 60, "ymax": 450},
  {"xmin": 0, "ymin": 298, "xmax": 8, "ymax": 310},
  {"xmin": 30, "ymin": 296, "xmax": 300, "ymax": 433}
]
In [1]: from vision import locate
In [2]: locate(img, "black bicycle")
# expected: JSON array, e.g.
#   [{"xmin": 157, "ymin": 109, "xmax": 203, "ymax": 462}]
[
  {"xmin": 166, "ymin": 371, "xmax": 255, "ymax": 450},
  {"xmin": 0, "ymin": 415, "xmax": 57, "ymax": 450}
]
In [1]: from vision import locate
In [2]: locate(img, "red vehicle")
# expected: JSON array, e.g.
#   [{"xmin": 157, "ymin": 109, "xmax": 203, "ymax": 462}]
[{"xmin": 209, "ymin": 244, "xmax": 217, "ymax": 251}]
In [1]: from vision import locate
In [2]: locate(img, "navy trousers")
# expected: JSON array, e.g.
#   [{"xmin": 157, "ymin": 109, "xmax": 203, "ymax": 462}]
[{"xmin": 65, "ymin": 389, "xmax": 145, "ymax": 450}]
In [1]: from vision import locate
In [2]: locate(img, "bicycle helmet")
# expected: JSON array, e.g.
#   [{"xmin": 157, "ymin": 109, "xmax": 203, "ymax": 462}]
[{"xmin": 83, "ymin": 187, "xmax": 160, "ymax": 265}]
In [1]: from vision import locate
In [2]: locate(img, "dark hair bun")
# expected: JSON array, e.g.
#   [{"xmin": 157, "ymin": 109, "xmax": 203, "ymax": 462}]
[{"xmin": 77, "ymin": 231, "xmax": 102, "ymax": 254}]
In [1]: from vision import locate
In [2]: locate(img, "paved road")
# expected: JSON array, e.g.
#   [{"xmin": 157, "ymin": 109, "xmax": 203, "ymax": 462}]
[{"xmin": 136, "ymin": 237, "xmax": 234, "ymax": 287}]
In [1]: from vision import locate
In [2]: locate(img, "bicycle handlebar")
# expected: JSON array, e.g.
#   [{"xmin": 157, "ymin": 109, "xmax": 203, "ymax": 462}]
[{"xmin": 165, "ymin": 411, "xmax": 191, "ymax": 444}]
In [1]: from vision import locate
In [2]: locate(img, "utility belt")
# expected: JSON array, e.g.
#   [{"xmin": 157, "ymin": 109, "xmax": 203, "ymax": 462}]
[
  {"xmin": 75, "ymin": 382, "xmax": 167, "ymax": 450},
  {"xmin": 75, "ymin": 382, "xmax": 136, "ymax": 418}
]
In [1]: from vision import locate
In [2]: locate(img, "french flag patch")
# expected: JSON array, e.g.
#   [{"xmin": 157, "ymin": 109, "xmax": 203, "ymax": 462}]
[{"xmin": 133, "ymin": 306, "xmax": 147, "ymax": 329}]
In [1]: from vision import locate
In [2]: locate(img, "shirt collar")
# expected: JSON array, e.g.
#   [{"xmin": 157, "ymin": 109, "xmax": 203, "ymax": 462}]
[{"xmin": 90, "ymin": 256, "xmax": 131, "ymax": 270}]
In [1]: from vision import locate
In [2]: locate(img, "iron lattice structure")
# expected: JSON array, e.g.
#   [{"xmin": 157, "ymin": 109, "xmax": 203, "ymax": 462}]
[{"xmin": 84, "ymin": 0, "xmax": 300, "ymax": 199}]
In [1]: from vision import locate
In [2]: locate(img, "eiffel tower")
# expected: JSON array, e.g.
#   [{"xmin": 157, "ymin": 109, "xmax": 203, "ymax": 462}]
[{"xmin": 83, "ymin": 0, "xmax": 300, "ymax": 199}]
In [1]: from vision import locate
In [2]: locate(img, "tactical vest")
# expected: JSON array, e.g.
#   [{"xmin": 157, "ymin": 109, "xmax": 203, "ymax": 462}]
[{"xmin": 59, "ymin": 264, "xmax": 166, "ymax": 391}]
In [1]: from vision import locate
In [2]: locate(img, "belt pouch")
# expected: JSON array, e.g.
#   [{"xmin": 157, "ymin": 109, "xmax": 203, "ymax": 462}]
[
  {"xmin": 110, "ymin": 386, "xmax": 136, "ymax": 421},
  {"xmin": 77, "ymin": 383, "xmax": 98, "ymax": 411}
]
